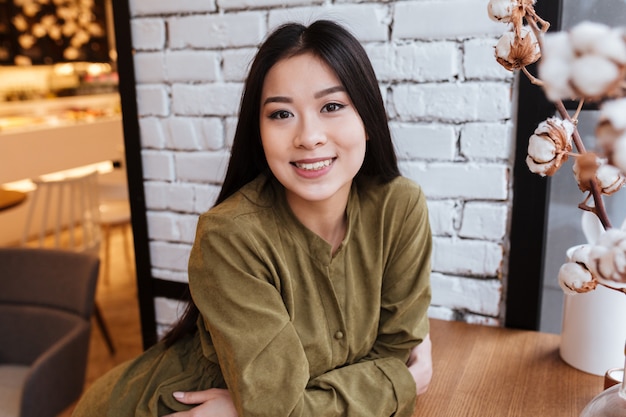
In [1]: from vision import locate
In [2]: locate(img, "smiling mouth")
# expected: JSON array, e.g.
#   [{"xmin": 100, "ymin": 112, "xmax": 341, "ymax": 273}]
[{"xmin": 293, "ymin": 158, "xmax": 334, "ymax": 171}]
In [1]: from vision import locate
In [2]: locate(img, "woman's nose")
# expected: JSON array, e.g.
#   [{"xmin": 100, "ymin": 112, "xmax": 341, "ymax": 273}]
[{"xmin": 294, "ymin": 116, "xmax": 326, "ymax": 149}]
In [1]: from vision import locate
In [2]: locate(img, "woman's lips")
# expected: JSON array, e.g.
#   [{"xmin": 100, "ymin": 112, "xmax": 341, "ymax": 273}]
[
  {"xmin": 291, "ymin": 157, "xmax": 336, "ymax": 178},
  {"xmin": 293, "ymin": 158, "xmax": 334, "ymax": 171}
]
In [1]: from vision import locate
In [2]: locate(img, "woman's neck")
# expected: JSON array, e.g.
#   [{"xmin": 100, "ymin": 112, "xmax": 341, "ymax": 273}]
[{"xmin": 286, "ymin": 192, "xmax": 349, "ymax": 254}]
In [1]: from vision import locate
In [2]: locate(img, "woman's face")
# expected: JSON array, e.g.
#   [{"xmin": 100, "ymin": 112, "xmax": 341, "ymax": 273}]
[{"xmin": 259, "ymin": 53, "xmax": 367, "ymax": 210}]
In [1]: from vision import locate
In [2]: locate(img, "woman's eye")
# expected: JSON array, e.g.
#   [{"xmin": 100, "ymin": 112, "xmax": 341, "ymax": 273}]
[
  {"xmin": 269, "ymin": 110, "xmax": 292, "ymax": 120},
  {"xmin": 322, "ymin": 103, "xmax": 344, "ymax": 113}
]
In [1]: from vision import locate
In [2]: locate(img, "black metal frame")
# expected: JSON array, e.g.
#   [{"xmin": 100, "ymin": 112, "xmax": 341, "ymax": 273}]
[
  {"xmin": 111, "ymin": 1, "xmax": 155, "ymax": 348},
  {"xmin": 112, "ymin": 1, "xmax": 191, "ymax": 348},
  {"xmin": 504, "ymin": 0, "xmax": 563, "ymax": 329}
]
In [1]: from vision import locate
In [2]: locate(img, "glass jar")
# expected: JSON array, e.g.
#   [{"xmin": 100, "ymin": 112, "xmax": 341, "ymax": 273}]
[{"xmin": 580, "ymin": 343, "xmax": 626, "ymax": 416}]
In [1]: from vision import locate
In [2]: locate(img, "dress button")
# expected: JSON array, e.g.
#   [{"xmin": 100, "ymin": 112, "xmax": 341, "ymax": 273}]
[{"xmin": 334, "ymin": 331, "xmax": 344, "ymax": 340}]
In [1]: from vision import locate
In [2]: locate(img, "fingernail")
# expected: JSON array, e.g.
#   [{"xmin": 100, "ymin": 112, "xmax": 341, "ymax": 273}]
[{"xmin": 173, "ymin": 391, "xmax": 184, "ymax": 399}]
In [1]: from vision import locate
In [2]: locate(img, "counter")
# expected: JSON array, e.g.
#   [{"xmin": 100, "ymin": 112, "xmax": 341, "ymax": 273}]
[{"xmin": 0, "ymin": 93, "xmax": 123, "ymax": 185}]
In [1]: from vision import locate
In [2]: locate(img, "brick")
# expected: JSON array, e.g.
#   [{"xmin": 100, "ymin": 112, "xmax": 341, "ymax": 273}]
[
  {"xmin": 224, "ymin": 117, "xmax": 238, "ymax": 148},
  {"xmin": 130, "ymin": 0, "xmax": 217, "ymax": 16},
  {"xmin": 178, "ymin": 214, "xmax": 200, "ymax": 244},
  {"xmin": 432, "ymin": 238, "xmax": 503, "ymax": 277},
  {"xmin": 136, "ymin": 84, "xmax": 170, "ymax": 117},
  {"xmin": 199, "ymin": 118, "xmax": 225, "ymax": 151},
  {"xmin": 391, "ymin": 122, "xmax": 457, "ymax": 160},
  {"xmin": 464, "ymin": 38, "xmax": 513, "ymax": 80},
  {"xmin": 222, "ymin": 48, "xmax": 256, "ymax": 82},
  {"xmin": 194, "ymin": 184, "xmax": 222, "ymax": 214},
  {"xmin": 393, "ymin": 1, "xmax": 503, "ymax": 40},
  {"xmin": 427, "ymin": 305, "xmax": 456, "ymax": 321},
  {"xmin": 147, "ymin": 211, "xmax": 198, "ymax": 243},
  {"xmin": 268, "ymin": 3, "xmax": 389, "ymax": 42},
  {"xmin": 392, "ymin": 83, "xmax": 512, "ymax": 123},
  {"xmin": 174, "ymin": 151, "xmax": 230, "ymax": 183},
  {"xmin": 169, "ymin": 13, "xmax": 265, "ymax": 49},
  {"xmin": 154, "ymin": 297, "xmax": 187, "ymax": 327},
  {"xmin": 134, "ymin": 52, "xmax": 166, "ymax": 84},
  {"xmin": 147, "ymin": 211, "xmax": 180, "ymax": 241},
  {"xmin": 164, "ymin": 117, "xmax": 200, "ymax": 151},
  {"xmin": 165, "ymin": 50, "xmax": 220, "ymax": 83},
  {"xmin": 461, "ymin": 122, "xmax": 514, "ymax": 160},
  {"xmin": 400, "ymin": 162, "xmax": 509, "ymax": 200},
  {"xmin": 164, "ymin": 183, "xmax": 196, "ymax": 213},
  {"xmin": 427, "ymin": 200, "xmax": 458, "ymax": 237},
  {"xmin": 149, "ymin": 241, "xmax": 192, "ymax": 271},
  {"xmin": 141, "ymin": 150, "xmax": 175, "ymax": 181},
  {"xmin": 164, "ymin": 117, "xmax": 223, "ymax": 151},
  {"xmin": 143, "ymin": 182, "xmax": 170, "ymax": 210},
  {"xmin": 138, "ymin": 117, "xmax": 166, "ymax": 149},
  {"xmin": 431, "ymin": 272, "xmax": 502, "ymax": 317},
  {"xmin": 460, "ymin": 202, "xmax": 508, "ymax": 241},
  {"xmin": 366, "ymin": 42, "xmax": 459, "ymax": 82},
  {"xmin": 464, "ymin": 313, "xmax": 501, "ymax": 326},
  {"xmin": 171, "ymin": 83, "xmax": 243, "ymax": 117},
  {"xmin": 218, "ymin": 0, "xmax": 320, "ymax": 9},
  {"xmin": 131, "ymin": 18, "xmax": 165, "ymax": 50},
  {"xmin": 152, "ymin": 270, "xmax": 189, "ymax": 283}
]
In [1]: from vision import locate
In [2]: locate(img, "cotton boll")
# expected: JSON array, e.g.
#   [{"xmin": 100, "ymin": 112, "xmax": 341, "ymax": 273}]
[
  {"xmin": 569, "ymin": 21, "xmax": 613, "ymax": 54},
  {"xmin": 613, "ymin": 135, "xmax": 626, "ymax": 174},
  {"xmin": 595, "ymin": 163, "xmax": 626, "ymax": 195},
  {"xmin": 495, "ymin": 32, "xmax": 513, "ymax": 60},
  {"xmin": 487, "ymin": 0, "xmax": 517, "ymax": 22},
  {"xmin": 539, "ymin": 32, "xmax": 576, "ymax": 100},
  {"xmin": 570, "ymin": 55, "xmax": 620, "ymax": 99},
  {"xmin": 569, "ymin": 22, "xmax": 626, "ymax": 64},
  {"xmin": 594, "ymin": 30, "xmax": 626, "ymax": 64},
  {"xmin": 558, "ymin": 262, "xmax": 597, "ymax": 294},
  {"xmin": 543, "ymin": 31, "xmax": 575, "ymax": 61},
  {"xmin": 495, "ymin": 27, "xmax": 541, "ymax": 70},
  {"xmin": 568, "ymin": 244, "xmax": 592, "ymax": 264},
  {"xmin": 589, "ymin": 229, "xmax": 626, "ymax": 286},
  {"xmin": 526, "ymin": 118, "xmax": 574, "ymax": 176},
  {"xmin": 600, "ymin": 98, "xmax": 626, "ymax": 131},
  {"xmin": 527, "ymin": 134, "xmax": 557, "ymax": 162},
  {"xmin": 540, "ymin": 59, "xmax": 575, "ymax": 101}
]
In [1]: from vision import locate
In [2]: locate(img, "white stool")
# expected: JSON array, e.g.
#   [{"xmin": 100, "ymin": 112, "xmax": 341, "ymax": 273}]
[{"xmin": 99, "ymin": 199, "xmax": 132, "ymax": 286}]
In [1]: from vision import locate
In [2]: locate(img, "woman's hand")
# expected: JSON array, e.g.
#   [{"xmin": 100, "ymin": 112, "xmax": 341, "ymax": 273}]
[
  {"xmin": 406, "ymin": 333, "xmax": 433, "ymax": 395},
  {"xmin": 163, "ymin": 388, "xmax": 238, "ymax": 417}
]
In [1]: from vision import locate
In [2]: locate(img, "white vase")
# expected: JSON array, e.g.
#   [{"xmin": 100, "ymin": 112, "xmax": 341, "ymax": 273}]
[{"xmin": 560, "ymin": 284, "xmax": 626, "ymax": 376}]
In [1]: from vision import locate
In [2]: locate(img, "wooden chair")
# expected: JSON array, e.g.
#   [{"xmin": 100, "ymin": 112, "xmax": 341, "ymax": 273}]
[
  {"xmin": 20, "ymin": 170, "xmax": 115, "ymax": 355},
  {"xmin": 0, "ymin": 248, "xmax": 100, "ymax": 417}
]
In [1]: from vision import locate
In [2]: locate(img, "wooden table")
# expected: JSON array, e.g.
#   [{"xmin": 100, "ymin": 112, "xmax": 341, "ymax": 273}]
[
  {"xmin": 413, "ymin": 319, "xmax": 605, "ymax": 416},
  {"xmin": 0, "ymin": 188, "xmax": 27, "ymax": 212}
]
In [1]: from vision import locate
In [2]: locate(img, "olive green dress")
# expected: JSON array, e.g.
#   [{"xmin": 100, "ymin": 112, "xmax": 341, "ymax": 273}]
[{"xmin": 73, "ymin": 174, "xmax": 432, "ymax": 417}]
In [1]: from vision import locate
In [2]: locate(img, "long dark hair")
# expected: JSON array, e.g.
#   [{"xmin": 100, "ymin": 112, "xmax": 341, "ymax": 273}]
[{"xmin": 163, "ymin": 20, "xmax": 400, "ymax": 346}]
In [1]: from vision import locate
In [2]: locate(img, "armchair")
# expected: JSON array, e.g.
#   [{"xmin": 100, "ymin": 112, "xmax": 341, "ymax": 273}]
[{"xmin": 0, "ymin": 248, "xmax": 99, "ymax": 417}]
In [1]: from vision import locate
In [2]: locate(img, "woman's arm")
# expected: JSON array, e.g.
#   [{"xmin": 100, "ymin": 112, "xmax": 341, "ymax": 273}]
[{"xmin": 165, "ymin": 335, "xmax": 432, "ymax": 417}]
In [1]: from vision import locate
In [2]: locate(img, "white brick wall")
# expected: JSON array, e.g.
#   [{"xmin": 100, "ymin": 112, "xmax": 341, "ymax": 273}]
[{"xmin": 128, "ymin": 0, "xmax": 516, "ymax": 329}]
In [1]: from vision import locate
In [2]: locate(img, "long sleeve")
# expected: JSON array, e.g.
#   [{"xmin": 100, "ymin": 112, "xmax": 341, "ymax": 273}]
[{"xmin": 187, "ymin": 176, "xmax": 432, "ymax": 417}]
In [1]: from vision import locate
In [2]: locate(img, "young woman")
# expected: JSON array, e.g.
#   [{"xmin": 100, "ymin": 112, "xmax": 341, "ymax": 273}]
[{"xmin": 73, "ymin": 20, "xmax": 432, "ymax": 417}]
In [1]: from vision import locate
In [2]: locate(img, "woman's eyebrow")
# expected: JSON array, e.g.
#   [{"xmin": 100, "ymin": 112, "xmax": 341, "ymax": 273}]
[
  {"xmin": 314, "ymin": 85, "xmax": 345, "ymax": 98},
  {"xmin": 262, "ymin": 85, "xmax": 346, "ymax": 105},
  {"xmin": 263, "ymin": 96, "xmax": 292, "ymax": 105},
  {"xmin": 263, "ymin": 96, "xmax": 293, "ymax": 105}
]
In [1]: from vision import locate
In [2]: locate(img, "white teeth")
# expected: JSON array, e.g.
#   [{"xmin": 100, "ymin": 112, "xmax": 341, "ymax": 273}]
[{"xmin": 295, "ymin": 159, "xmax": 333, "ymax": 171}]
